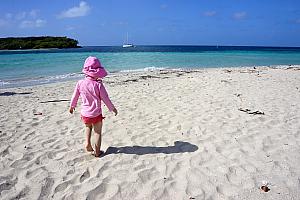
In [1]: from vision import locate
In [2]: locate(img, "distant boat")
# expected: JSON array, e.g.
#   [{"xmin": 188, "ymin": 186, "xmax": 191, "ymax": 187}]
[
  {"xmin": 122, "ymin": 33, "xmax": 134, "ymax": 48},
  {"xmin": 122, "ymin": 44, "xmax": 134, "ymax": 48}
]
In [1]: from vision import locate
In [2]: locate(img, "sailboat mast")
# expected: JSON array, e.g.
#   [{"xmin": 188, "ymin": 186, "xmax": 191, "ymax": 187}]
[{"xmin": 122, "ymin": 32, "xmax": 133, "ymax": 48}]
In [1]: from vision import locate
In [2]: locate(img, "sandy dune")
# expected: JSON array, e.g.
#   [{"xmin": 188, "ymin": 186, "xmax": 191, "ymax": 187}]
[{"xmin": 0, "ymin": 66, "xmax": 300, "ymax": 199}]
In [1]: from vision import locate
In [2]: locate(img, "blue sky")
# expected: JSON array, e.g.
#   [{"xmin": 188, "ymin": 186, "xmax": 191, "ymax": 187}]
[{"xmin": 0, "ymin": 0, "xmax": 300, "ymax": 46}]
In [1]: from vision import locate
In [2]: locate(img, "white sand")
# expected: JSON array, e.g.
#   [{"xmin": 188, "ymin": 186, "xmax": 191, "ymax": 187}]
[{"xmin": 0, "ymin": 66, "xmax": 300, "ymax": 200}]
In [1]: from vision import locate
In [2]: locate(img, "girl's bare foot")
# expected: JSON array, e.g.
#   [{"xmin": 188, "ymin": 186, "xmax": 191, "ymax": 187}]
[
  {"xmin": 94, "ymin": 144, "xmax": 102, "ymax": 157},
  {"xmin": 85, "ymin": 144, "xmax": 94, "ymax": 152}
]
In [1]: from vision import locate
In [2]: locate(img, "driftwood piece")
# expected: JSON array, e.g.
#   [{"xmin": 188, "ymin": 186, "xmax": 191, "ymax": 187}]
[
  {"xmin": 123, "ymin": 79, "xmax": 139, "ymax": 83},
  {"xmin": 286, "ymin": 67, "xmax": 300, "ymax": 71},
  {"xmin": 40, "ymin": 99, "xmax": 69, "ymax": 103},
  {"xmin": 239, "ymin": 108, "xmax": 265, "ymax": 115},
  {"xmin": 224, "ymin": 69, "xmax": 232, "ymax": 73},
  {"xmin": 140, "ymin": 75, "xmax": 160, "ymax": 79},
  {"xmin": 239, "ymin": 69, "xmax": 259, "ymax": 74}
]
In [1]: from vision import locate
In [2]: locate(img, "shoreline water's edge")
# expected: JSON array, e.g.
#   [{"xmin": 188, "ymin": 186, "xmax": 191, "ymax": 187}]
[{"xmin": 1, "ymin": 64, "xmax": 300, "ymax": 89}]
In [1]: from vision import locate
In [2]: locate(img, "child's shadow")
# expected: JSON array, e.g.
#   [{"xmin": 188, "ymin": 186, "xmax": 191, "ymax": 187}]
[{"xmin": 104, "ymin": 141, "xmax": 198, "ymax": 156}]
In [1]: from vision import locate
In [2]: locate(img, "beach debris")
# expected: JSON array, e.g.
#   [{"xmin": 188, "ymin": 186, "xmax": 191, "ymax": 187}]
[
  {"xmin": 160, "ymin": 71, "xmax": 169, "ymax": 75},
  {"xmin": 261, "ymin": 185, "xmax": 270, "ymax": 192},
  {"xmin": 221, "ymin": 80, "xmax": 230, "ymax": 83},
  {"xmin": 238, "ymin": 108, "xmax": 264, "ymax": 115},
  {"xmin": 260, "ymin": 181, "xmax": 270, "ymax": 192},
  {"xmin": 239, "ymin": 69, "xmax": 258, "ymax": 74},
  {"xmin": 234, "ymin": 93, "xmax": 241, "ymax": 97},
  {"xmin": 33, "ymin": 112, "xmax": 43, "ymax": 116},
  {"xmin": 286, "ymin": 66, "xmax": 300, "ymax": 70},
  {"xmin": 123, "ymin": 78, "xmax": 139, "ymax": 83},
  {"xmin": 0, "ymin": 91, "xmax": 32, "ymax": 96},
  {"xmin": 140, "ymin": 75, "xmax": 160, "ymax": 80},
  {"xmin": 40, "ymin": 99, "xmax": 69, "ymax": 103},
  {"xmin": 189, "ymin": 197, "xmax": 196, "ymax": 199},
  {"xmin": 224, "ymin": 69, "xmax": 232, "ymax": 73}
]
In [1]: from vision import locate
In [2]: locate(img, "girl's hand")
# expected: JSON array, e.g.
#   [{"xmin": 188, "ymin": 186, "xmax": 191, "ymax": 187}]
[
  {"xmin": 113, "ymin": 108, "xmax": 118, "ymax": 116},
  {"xmin": 69, "ymin": 107, "xmax": 75, "ymax": 114},
  {"xmin": 96, "ymin": 78, "xmax": 102, "ymax": 83}
]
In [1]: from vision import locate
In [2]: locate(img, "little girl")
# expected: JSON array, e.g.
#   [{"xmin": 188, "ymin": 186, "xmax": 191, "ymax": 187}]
[{"xmin": 69, "ymin": 56, "xmax": 117, "ymax": 157}]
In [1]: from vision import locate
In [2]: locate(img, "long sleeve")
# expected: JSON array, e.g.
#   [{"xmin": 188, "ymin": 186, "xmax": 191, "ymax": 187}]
[
  {"xmin": 99, "ymin": 83, "xmax": 115, "ymax": 112},
  {"xmin": 70, "ymin": 82, "xmax": 80, "ymax": 108}
]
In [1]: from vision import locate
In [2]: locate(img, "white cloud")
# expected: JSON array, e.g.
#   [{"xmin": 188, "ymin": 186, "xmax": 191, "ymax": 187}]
[
  {"xmin": 1, "ymin": 10, "xmax": 44, "ymax": 29},
  {"xmin": 5, "ymin": 13, "xmax": 13, "ymax": 19},
  {"xmin": 15, "ymin": 12, "xmax": 27, "ymax": 20},
  {"xmin": 0, "ymin": 19, "xmax": 8, "ymax": 27},
  {"xmin": 29, "ymin": 10, "xmax": 39, "ymax": 18},
  {"xmin": 35, "ymin": 19, "xmax": 46, "ymax": 27},
  {"xmin": 58, "ymin": 1, "xmax": 90, "ymax": 18},
  {"xmin": 233, "ymin": 12, "xmax": 247, "ymax": 20},
  {"xmin": 203, "ymin": 11, "xmax": 217, "ymax": 17},
  {"xmin": 20, "ymin": 19, "xmax": 46, "ymax": 28},
  {"xmin": 66, "ymin": 26, "xmax": 75, "ymax": 31}
]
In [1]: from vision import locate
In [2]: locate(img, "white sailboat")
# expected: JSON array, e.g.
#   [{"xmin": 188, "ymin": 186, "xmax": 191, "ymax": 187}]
[{"xmin": 122, "ymin": 33, "xmax": 134, "ymax": 48}]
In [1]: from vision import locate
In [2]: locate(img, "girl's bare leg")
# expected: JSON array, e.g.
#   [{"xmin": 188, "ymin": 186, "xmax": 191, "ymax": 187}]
[
  {"xmin": 93, "ymin": 121, "xmax": 103, "ymax": 157},
  {"xmin": 85, "ymin": 124, "xmax": 94, "ymax": 152}
]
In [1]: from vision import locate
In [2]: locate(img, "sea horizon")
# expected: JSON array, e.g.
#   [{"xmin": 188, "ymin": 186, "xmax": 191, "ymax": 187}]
[{"xmin": 1, "ymin": 44, "xmax": 300, "ymax": 52}]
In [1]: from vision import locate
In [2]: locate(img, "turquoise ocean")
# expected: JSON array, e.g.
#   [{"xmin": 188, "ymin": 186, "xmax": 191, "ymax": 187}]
[{"xmin": 1, "ymin": 45, "xmax": 300, "ymax": 88}]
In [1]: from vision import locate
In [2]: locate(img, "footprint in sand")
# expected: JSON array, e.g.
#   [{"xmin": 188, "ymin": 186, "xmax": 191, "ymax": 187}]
[
  {"xmin": 31, "ymin": 122, "xmax": 40, "ymax": 127},
  {"xmin": 1, "ymin": 146, "xmax": 10, "ymax": 157},
  {"xmin": 54, "ymin": 180, "xmax": 71, "ymax": 193},
  {"xmin": 66, "ymin": 169, "xmax": 75, "ymax": 176},
  {"xmin": 56, "ymin": 120, "xmax": 64, "ymax": 125},
  {"xmin": 22, "ymin": 131, "xmax": 36, "ymax": 141},
  {"xmin": 41, "ymin": 138, "xmax": 56, "ymax": 148},
  {"xmin": 10, "ymin": 153, "xmax": 35, "ymax": 168},
  {"xmin": 13, "ymin": 186, "xmax": 30, "ymax": 199},
  {"xmin": 79, "ymin": 168, "xmax": 90, "ymax": 183},
  {"xmin": 38, "ymin": 177, "xmax": 54, "ymax": 199},
  {"xmin": 0, "ymin": 176, "xmax": 18, "ymax": 193}
]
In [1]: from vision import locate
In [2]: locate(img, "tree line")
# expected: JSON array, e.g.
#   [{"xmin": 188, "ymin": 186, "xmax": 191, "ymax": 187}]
[{"xmin": 0, "ymin": 36, "xmax": 80, "ymax": 50}]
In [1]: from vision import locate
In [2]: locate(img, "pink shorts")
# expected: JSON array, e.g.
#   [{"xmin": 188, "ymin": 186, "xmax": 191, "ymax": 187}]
[{"xmin": 81, "ymin": 114, "xmax": 105, "ymax": 124}]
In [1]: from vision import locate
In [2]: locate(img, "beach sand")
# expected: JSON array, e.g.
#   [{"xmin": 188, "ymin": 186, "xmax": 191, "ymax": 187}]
[{"xmin": 0, "ymin": 66, "xmax": 300, "ymax": 199}]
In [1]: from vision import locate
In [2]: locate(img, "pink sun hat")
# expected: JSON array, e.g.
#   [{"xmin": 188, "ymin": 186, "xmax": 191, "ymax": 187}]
[{"xmin": 82, "ymin": 56, "xmax": 108, "ymax": 79}]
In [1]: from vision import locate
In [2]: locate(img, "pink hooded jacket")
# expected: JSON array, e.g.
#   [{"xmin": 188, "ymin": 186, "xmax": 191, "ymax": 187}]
[{"xmin": 70, "ymin": 77, "xmax": 115, "ymax": 118}]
